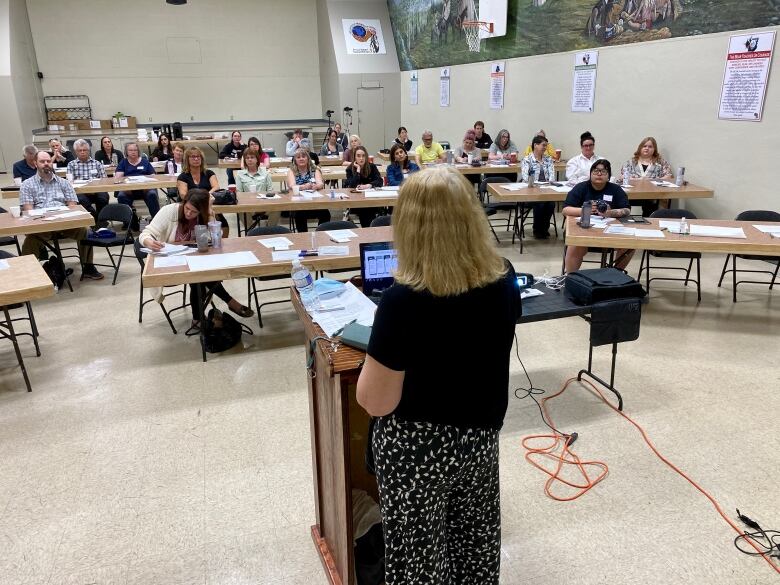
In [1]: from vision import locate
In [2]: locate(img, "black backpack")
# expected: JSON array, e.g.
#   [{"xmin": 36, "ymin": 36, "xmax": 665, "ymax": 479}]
[
  {"xmin": 42, "ymin": 255, "xmax": 71, "ymax": 289},
  {"xmin": 565, "ymin": 268, "xmax": 646, "ymax": 306},
  {"xmin": 202, "ymin": 307, "xmax": 252, "ymax": 353}
]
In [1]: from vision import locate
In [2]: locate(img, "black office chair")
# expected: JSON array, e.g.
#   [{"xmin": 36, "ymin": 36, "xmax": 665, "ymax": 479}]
[
  {"xmin": 134, "ymin": 239, "xmax": 188, "ymax": 334},
  {"xmin": 0, "ymin": 208, "xmax": 22, "ymax": 255},
  {"xmin": 247, "ymin": 225, "xmax": 294, "ymax": 327},
  {"xmin": 316, "ymin": 220, "xmax": 359, "ymax": 278},
  {"xmin": 80, "ymin": 204, "xmax": 134, "ymax": 285},
  {"xmin": 370, "ymin": 215, "xmax": 392, "ymax": 228},
  {"xmin": 439, "ymin": 141, "xmax": 451, "ymax": 150},
  {"xmin": 717, "ymin": 210, "xmax": 780, "ymax": 302},
  {"xmin": 637, "ymin": 209, "xmax": 702, "ymax": 302},
  {"xmin": 0, "ymin": 250, "xmax": 41, "ymax": 358}
]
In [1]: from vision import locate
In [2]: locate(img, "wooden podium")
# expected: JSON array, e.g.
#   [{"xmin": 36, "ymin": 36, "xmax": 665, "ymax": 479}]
[{"xmin": 292, "ymin": 290, "xmax": 379, "ymax": 585}]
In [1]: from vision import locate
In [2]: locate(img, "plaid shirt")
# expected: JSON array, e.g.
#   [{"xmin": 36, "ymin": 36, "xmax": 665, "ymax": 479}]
[
  {"xmin": 19, "ymin": 173, "xmax": 78, "ymax": 208},
  {"xmin": 67, "ymin": 157, "xmax": 106, "ymax": 181}
]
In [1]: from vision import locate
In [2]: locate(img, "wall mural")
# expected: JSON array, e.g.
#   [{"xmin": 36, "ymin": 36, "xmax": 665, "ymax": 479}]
[{"xmin": 388, "ymin": 0, "xmax": 780, "ymax": 71}]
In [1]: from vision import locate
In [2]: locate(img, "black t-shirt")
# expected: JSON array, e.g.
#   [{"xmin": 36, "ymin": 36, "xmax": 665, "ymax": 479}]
[
  {"xmin": 367, "ymin": 262, "xmax": 522, "ymax": 430},
  {"xmin": 95, "ymin": 150, "xmax": 124, "ymax": 165},
  {"xmin": 177, "ymin": 169, "xmax": 216, "ymax": 191},
  {"xmin": 564, "ymin": 181, "xmax": 630, "ymax": 210},
  {"xmin": 152, "ymin": 147, "xmax": 172, "ymax": 161},
  {"xmin": 394, "ymin": 138, "xmax": 413, "ymax": 151},
  {"xmin": 475, "ymin": 132, "xmax": 493, "ymax": 150},
  {"xmin": 48, "ymin": 150, "xmax": 75, "ymax": 168},
  {"xmin": 219, "ymin": 142, "xmax": 246, "ymax": 159}
]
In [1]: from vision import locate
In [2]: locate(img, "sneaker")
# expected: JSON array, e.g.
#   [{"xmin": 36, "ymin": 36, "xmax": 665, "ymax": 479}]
[{"xmin": 82, "ymin": 265, "xmax": 104, "ymax": 280}]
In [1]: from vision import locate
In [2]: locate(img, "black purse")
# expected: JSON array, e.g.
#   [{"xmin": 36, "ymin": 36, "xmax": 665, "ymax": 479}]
[{"xmin": 212, "ymin": 189, "xmax": 237, "ymax": 205}]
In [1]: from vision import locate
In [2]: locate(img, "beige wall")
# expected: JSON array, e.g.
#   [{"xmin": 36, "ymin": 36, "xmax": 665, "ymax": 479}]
[
  {"xmin": 401, "ymin": 26, "xmax": 780, "ymax": 220},
  {"xmin": 26, "ymin": 0, "xmax": 323, "ymax": 122}
]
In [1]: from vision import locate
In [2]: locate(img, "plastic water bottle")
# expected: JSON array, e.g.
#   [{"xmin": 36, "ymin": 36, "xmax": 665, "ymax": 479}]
[
  {"xmin": 679, "ymin": 216, "xmax": 689, "ymax": 236},
  {"xmin": 676, "ymin": 166, "xmax": 685, "ymax": 186},
  {"xmin": 292, "ymin": 259, "xmax": 317, "ymax": 311},
  {"xmin": 167, "ymin": 159, "xmax": 175, "ymax": 175},
  {"xmin": 528, "ymin": 165, "xmax": 536, "ymax": 187},
  {"xmin": 581, "ymin": 200, "xmax": 591, "ymax": 228},
  {"xmin": 622, "ymin": 168, "xmax": 631, "ymax": 187}
]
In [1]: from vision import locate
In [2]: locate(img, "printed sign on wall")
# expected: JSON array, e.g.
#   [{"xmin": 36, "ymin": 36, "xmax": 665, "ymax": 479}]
[
  {"xmin": 571, "ymin": 50, "xmax": 598, "ymax": 112},
  {"xmin": 440, "ymin": 67, "xmax": 451, "ymax": 107},
  {"xmin": 342, "ymin": 19, "xmax": 386, "ymax": 54},
  {"xmin": 410, "ymin": 71, "xmax": 419, "ymax": 105},
  {"xmin": 490, "ymin": 62, "xmax": 505, "ymax": 110},
  {"xmin": 718, "ymin": 30, "xmax": 775, "ymax": 121}
]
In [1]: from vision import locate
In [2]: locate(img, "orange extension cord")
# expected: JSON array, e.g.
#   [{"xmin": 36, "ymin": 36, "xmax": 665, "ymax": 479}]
[{"xmin": 521, "ymin": 376, "xmax": 780, "ymax": 575}]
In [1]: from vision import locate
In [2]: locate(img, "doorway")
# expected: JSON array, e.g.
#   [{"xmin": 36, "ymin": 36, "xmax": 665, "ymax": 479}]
[{"xmin": 357, "ymin": 87, "xmax": 385, "ymax": 154}]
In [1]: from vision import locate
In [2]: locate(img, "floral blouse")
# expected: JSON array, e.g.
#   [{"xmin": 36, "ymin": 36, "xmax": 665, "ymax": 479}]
[{"xmin": 621, "ymin": 157, "xmax": 672, "ymax": 180}]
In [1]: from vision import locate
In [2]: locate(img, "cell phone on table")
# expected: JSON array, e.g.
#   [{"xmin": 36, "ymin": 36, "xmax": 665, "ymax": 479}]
[{"xmin": 265, "ymin": 192, "xmax": 276, "ymax": 197}]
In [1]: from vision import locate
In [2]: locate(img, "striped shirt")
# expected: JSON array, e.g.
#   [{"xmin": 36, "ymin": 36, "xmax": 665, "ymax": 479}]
[
  {"xmin": 19, "ymin": 173, "xmax": 77, "ymax": 209},
  {"xmin": 67, "ymin": 157, "xmax": 106, "ymax": 181}
]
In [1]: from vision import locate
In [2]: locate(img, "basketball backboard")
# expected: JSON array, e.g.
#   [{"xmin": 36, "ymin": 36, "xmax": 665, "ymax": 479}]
[{"xmin": 478, "ymin": 0, "xmax": 507, "ymax": 39}]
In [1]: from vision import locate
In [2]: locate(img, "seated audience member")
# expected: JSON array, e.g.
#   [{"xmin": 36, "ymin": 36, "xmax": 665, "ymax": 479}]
[
  {"xmin": 386, "ymin": 143, "xmax": 420, "ymax": 187},
  {"xmin": 562, "ymin": 159, "xmax": 633, "ymax": 273},
  {"xmin": 356, "ymin": 166, "xmax": 521, "ymax": 585},
  {"xmin": 241, "ymin": 137, "xmax": 270, "ymax": 169},
  {"xmin": 115, "ymin": 142, "xmax": 160, "ymax": 229},
  {"xmin": 521, "ymin": 135, "xmax": 557, "ymax": 239},
  {"xmin": 236, "ymin": 149, "xmax": 279, "ymax": 226},
  {"xmin": 345, "ymin": 145, "xmax": 383, "ymax": 227},
  {"xmin": 414, "ymin": 130, "xmax": 446, "ymax": 166},
  {"xmin": 67, "ymin": 139, "xmax": 109, "ymax": 223},
  {"xmin": 19, "ymin": 151, "xmax": 103, "ymax": 280},
  {"xmin": 219, "ymin": 130, "xmax": 246, "ymax": 185},
  {"xmin": 285, "ymin": 128, "xmax": 311, "ymax": 156},
  {"xmin": 619, "ymin": 136, "xmax": 673, "ymax": 217},
  {"xmin": 12, "ymin": 145, "xmax": 38, "ymax": 182},
  {"xmin": 286, "ymin": 148, "xmax": 329, "ymax": 232},
  {"xmin": 165, "ymin": 142, "xmax": 186, "ymax": 201},
  {"xmin": 151, "ymin": 133, "xmax": 173, "ymax": 161},
  {"xmin": 394, "ymin": 126, "xmax": 413, "ymax": 151},
  {"xmin": 177, "ymin": 146, "xmax": 219, "ymax": 197},
  {"xmin": 565, "ymin": 131, "xmax": 599, "ymax": 185},
  {"xmin": 455, "ymin": 130, "xmax": 482, "ymax": 185},
  {"xmin": 95, "ymin": 136, "xmax": 124, "ymax": 166},
  {"xmin": 342, "ymin": 134, "xmax": 363, "ymax": 165},
  {"xmin": 334, "ymin": 122, "xmax": 348, "ymax": 150},
  {"xmin": 522, "ymin": 129, "xmax": 557, "ymax": 159},
  {"xmin": 48, "ymin": 138, "xmax": 75, "ymax": 168},
  {"xmin": 488, "ymin": 129, "xmax": 518, "ymax": 161},
  {"xmin": 320, "ymin": 129, "xmax": 344, "ymax": 157},
  {"xmin": 474, "ymin": 120, "xmax": 493, "ymax": 150},
  {"xmin": 138, "ymin": 189, "xmax": 253, "ymax": 332}
]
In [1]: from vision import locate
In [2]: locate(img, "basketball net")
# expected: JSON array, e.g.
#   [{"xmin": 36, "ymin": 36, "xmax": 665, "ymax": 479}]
[{"xmin": 462, "ymin": 21, "xmax": 493, "ymax": 52}]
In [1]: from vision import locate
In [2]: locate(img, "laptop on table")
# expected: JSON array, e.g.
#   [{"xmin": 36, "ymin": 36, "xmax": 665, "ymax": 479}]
[{"xmin": 359, "ymin": 241, "xmax": 397, "ymax": 304}]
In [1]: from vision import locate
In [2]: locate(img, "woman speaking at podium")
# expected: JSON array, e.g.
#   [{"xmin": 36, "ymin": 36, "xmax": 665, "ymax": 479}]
[{"xmin": 357, "ymin": 167, "xmax": 522, "ymax": 584}]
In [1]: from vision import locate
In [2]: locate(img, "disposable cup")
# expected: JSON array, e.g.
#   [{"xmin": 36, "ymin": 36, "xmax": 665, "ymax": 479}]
[{"xmin": 10, "ymin": 206, "xmax": 21, "ymax": 218}]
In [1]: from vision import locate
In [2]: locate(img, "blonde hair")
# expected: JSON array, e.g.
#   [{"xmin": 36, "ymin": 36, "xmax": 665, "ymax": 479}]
[
  {"xmin": 290, "ymin": 147, "xmax": 316, "ymax": 177},
  {"xmin": 632, "ymin": 136, "xmax": 660, "ymax": 163},
  {"xmin": 394, "ymin": 167, "xmax": 506, "ymax": 296},
  {"xmin": 183, "ymin": 146, "xmax": 208, "ymax": 173}
]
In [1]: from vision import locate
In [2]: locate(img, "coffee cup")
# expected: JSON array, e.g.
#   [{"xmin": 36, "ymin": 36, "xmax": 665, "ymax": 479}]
[
  {"xmin": 554, "ymin": 149, "xmax": 562, "ymax": 161},
  {"xmin": 228, "ymin": 184, "xmax": 237, "ymax": 194},
  {"xmin": 292, "ymin": 185, "xmax": 300, "ymax": 195},
  {"xmin": 509, "ymin": 152, "xmax": 518, "ymax": 164},
  {"xmin": 467, "ymin": 153, "xmax": 474, "ymax": 164},
  {"xmin": 369, "ymin": 156, "xmax": 374, "ymax": 164},
  {"xmin": 13, "ymin": 177, "xmax": 22, "ymax": 186},
  {"xmin": 10, "ymin": 206, "xmax": 21, "ymax": 218}
]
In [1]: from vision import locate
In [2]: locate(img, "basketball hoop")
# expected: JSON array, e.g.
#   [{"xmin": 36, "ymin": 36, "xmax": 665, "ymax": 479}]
[{"xmin": 462, "ymin": 21, "xmax": 494, "ymax": 52}]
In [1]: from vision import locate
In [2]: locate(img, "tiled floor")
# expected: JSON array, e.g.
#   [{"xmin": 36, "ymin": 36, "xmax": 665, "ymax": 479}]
[{"xmin": 1, "ymin": 201, "xmax": 778, "ymax": 584}]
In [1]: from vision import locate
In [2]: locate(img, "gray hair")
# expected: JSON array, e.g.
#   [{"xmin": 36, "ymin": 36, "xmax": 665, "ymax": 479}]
[
  {"xmin": 23, "ymin": 144, "xmax": 37, "ymax": 155},
  {"xmin": 124, "ymin": 141, "xmax": 140, "ymax": 156},
  {"xmin": 73, "ymin": 139, "xmax": 91, "ymax": 151},
  {"xmin": 422, "ymin": 130, "xmax": 433, "ymax": 137}
]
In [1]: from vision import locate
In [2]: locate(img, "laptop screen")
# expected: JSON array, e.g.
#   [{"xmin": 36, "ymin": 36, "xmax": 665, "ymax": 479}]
[{"xmin": 359, "ymin": 241, "xmax": 397, "ymax": 297}]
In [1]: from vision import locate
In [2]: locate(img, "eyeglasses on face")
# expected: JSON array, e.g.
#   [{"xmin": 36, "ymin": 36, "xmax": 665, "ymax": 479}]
[{"xmin": 591, "ymin": 168, "xmax": 608, "ymax": 175}]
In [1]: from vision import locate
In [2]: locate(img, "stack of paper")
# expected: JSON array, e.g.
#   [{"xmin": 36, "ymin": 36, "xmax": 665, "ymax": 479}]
[
  {"xmin": 142, "ymin": 243, "xmax": 193, "ymax": 256},
  {"xmin": 501, "ymin": 183, "xmax": 527, "ymax": 191},
  {"xmin": 318, "ymin": 245, "xmax": 350, "ymax": 256},
  {"xmin": 258, "ymin": 236, "xmax": 294, "ymax": 250},
  {"xmin": 690, "ymin": 225, "xmax": 746, "ymax": 239},
  {"xmin": 634, "ymin": 229, "xmax": 666, "ymax": 238},
  {"xmin": 753, "ymin": 224, "xmax": 780, "ymax": 235},
  {"xmin": 153, "ymin": 256, "xmax": 188, "ymax": 268},
  {"xmin": 652, "ymin": 181, "xmax": 679, "ymax": 188},
  {"xmin": 185, "ymin": 251, "xmax": 260, "ymax": 271},
  {"xmin": 310, "ymin": 281, "xmax": 377, "ymax": 336},
  {"xmin": 43, "ymin": 210, "xmax": 91, "ymax": 221},
  {"xmin": 271, "ymin": 250, "xmax": 302, "ymax": 261},
  {"xmin": 326, "ymin": 229, "xmax": 357, "ymax": 239},
  {"xmin": 0, "ymin": 259, "xmax": 9, "ymax": 270},
  {"xmin": 604, "ymin": 225, "xmax": 635, "ymax": 236},
  {"xmin": 364, "ymin": 190, "xmax": 398, "ymax": 198},
  {"xmin": 126, "ymin": 176, "xmax": 156, "ymax": 183}
]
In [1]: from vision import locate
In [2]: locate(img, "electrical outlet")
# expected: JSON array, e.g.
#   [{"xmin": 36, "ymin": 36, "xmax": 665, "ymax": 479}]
[
  {"xmin": 230, "ymin": 115, "xmax": 234, "ymax": 120},
  {"xmin": 148, "ymin": 117, "xmax": 152, "ymax": 122},
  {"xmin": 190, "ymin": 116, "xmax": 194, "ymax": 121}
]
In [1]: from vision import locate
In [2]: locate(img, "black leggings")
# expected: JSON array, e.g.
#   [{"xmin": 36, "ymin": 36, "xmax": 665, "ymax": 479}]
[
  {"xmin": 294, "ymin": 209, "xmax": 331, "ymax": 232},
  {"xmin": 190, "ymin": 281, "xmax": 232, "ymax": 320}
]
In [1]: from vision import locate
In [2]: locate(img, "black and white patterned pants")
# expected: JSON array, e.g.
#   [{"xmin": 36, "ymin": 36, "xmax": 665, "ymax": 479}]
[{"xmin": 372, "ymin": 414, "xmax": 501, "ymax": 584}]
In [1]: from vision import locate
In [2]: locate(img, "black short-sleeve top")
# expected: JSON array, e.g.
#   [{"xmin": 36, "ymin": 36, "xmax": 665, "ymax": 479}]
[
  {"xmin": 367, "ymin": 261, "xmax": 522, "ymax": 430},
  {"xmin": 564, "ymin": 181, "xmax": 630, "ymax": 209},
  {"xmin": 177, "ymin": 169, "xmax": 216, "ymax": 191}
]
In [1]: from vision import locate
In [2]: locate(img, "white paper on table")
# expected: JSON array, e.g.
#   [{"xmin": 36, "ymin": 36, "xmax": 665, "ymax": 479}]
[
  {"xmin": 125, "ymin": 176, "xmax": 156, "ymax": 183},
  {"xmin": 501, "ymin": 183, "xmax": 527, "ymax": 191},
  {"xmin": 73, "ymin": 180, "xmax": 90, "ymax": 186},
  {"xmin": 141, "ymin": 243, "xmax": 193, "ymax": 256},
  {"xmin": 0, "ymin": 259, "xmax": 8, "ymax": 270},
  {"xmin": 318, "ymin": 245, "xmax": 349, "ymax": 256},
  {"xmin": 520, "ymin": 288, "xmax": 544, "ymax": 299},
  {"xmin": 154, "ymin": 256, "xmax": 188, "ymax": 268},
  {"xmin": 589, "ymin": 217, "xmax": 613, "ymax": 228},
  {"xmin": 310, "ymin": 281, "xmax": 377, "ymax": 336},
  {"xmin": 658, "ymin": 220, "xmax": 681, "ymax": 231},
  {"xmin": 43, "ymin": 210, "xmax": 91, "ymax": 221},
  {"xmin": 651, "ymin": 181, "xmax": 679, "ymax": 188},
  {"xmin": 325, "ymin": 229, "xmax": 357, "ymax": 239},
  {"xmin": 690, "ymin": 225, "xmax": 747, "ymax": 239},
  {"xmin": 548, "ymin": 185, "xmax": 571, "ymax": 193},
  {"xmin": 363, "ymin": 190, "xmax": 398, "ymax": 198},
  {"xmin": 753, "ymin": 224, "xmax": 780, "ymax": 234},
  {"xmin": 380, "ymin": 186, "xmax": 400, "ymax": 192},
  {"xmin": 271, "ymin": 250, "xmax": 303, "ymax": 261},
  {"xmin": 258, "ymin": 237, "xmax": 294, "ymax": 249},
  {"xmin": 301, "ymin": 191, "xmax": 324, "ymax": 199},
  {"xmin": 185, "ymin": 251, "xmax": 260, "ymax": 271},
  {"xmin": 604, "ymin": 225, "xmax": 636, "ymax": 235},
  {"xmin": 634, "ymin": 229, "xmax": 666, "ymax": 238},
  {"xmin": 256, "ymin": 194, "xmax": 281, "ymax": 200}
]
